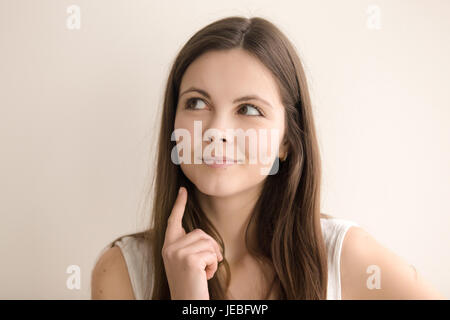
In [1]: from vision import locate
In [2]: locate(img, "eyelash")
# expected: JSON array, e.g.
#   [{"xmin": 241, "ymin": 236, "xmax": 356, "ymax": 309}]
[{"xmin": 184, "ymin": 97, "xmax": 265, "ymax": 117}]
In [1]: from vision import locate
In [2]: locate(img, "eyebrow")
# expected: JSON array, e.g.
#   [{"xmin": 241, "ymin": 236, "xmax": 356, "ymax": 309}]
[{"xmin": 179, "ymin": 86, "xmax": 273, "ymax": 109}]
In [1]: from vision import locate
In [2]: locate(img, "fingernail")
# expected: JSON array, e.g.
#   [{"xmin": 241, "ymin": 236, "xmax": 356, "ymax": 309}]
[{"xmin": 179, "ymin": 187, "xmax": 183, "ymax": 195}]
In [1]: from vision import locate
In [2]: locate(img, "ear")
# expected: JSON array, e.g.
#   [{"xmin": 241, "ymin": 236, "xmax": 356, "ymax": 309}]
[{"xmin": 279, "ymin": 138, "xmax": 289, "ymax": 161}]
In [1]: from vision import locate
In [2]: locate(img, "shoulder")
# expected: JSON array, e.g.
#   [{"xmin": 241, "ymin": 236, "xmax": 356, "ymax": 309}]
[
  {"xmin": 91, "ymin": 244, "xmax": 135, "ymax": 299},
  {"xmin": 340, "ymin": 226, "xmax": 445, "ymax": 299}
]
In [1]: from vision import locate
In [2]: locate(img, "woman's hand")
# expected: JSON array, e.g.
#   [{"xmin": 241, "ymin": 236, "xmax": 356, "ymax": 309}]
[{"xmin": 162, "ymin": 187, "xmax": 223, "ymax": 300}]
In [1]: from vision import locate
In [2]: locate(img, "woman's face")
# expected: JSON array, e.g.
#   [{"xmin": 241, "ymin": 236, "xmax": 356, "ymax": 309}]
[{"xmin": 174, "ymin": 48, "xmax": 287, "ymax": 197}]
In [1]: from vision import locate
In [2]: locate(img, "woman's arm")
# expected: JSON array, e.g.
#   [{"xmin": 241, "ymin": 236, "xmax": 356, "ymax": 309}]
[
  {"xmin": 340, "ymin": 226, "xmax": 446, "ymax": 299},
  {"xmin": 91, "ymin": 246, "xmax": 136, "ymax": 299}
]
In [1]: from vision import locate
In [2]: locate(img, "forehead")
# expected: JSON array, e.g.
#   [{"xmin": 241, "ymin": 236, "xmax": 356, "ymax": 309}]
[{"xmin": 179, "ymin": 48, "xmax": 282, "ymax": 104}]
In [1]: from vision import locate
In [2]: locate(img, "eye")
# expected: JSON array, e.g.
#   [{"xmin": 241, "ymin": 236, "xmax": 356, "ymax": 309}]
[
  {"xmin": 184, "ymin": 97, "xmax": 207, "ymax": 110},
  {"xmin": 184, "ymin": 97, "xmax": 264, "ymax": 117},
  {"xmin": 238, "ymin": 104, "xmax": 264, "ymax": 117}
]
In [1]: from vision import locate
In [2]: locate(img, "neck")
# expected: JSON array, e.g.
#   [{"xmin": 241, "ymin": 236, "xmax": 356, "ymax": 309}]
[{"xmin": 194, "ymin": 183, "xmax": 263, "ymax": 265}]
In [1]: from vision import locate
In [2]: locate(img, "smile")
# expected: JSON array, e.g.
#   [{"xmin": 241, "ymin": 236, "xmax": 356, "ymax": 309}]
[{"xmin": 202, "ymin": 157, "xmax": 240, "ymax": 168}]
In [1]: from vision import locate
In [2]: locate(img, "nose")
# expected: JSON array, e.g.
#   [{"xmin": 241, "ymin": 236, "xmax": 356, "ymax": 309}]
[
  {"xmin": 204, "ymin": 113, "xmax": 233, "ymax": 143},
  {"xmin": 201, "ymin": 112, "xmax": 247, "ymax": 162},
  {"xmin": 206, "ymin": 135, "xmax": 227, "ymax": 143}
]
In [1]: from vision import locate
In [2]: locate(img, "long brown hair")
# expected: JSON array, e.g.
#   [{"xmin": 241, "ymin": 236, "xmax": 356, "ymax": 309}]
[{"xmin": 110, "ymin": 16, "xmax": 332, "ymax": 300}]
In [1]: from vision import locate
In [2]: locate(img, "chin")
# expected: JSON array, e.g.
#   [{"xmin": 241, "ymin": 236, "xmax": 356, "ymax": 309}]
[
  {"xmin": 181, "ymin": 167, "xmax": 235, "ymax": 196},
  {"xmin": 194, "ymin": 176, "xmax": 241, "ymax": 197},
  {"xmin": 181, "ymin": 164, "xmax": 267, "ymax": 197}
]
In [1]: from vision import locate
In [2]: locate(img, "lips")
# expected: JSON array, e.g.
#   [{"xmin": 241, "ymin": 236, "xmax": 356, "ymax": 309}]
[{"xmin": 202, "ymin": 157, "xmax": 237, "ymax": 164}]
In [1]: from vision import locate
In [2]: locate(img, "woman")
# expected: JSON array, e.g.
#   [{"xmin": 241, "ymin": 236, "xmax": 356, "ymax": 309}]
[{"xmin": 91, "ymin": 16, "xmax": 445, "ymax": 300}]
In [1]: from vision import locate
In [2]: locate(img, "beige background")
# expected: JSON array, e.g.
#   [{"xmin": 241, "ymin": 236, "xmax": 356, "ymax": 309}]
[{"xmin": 0, "ymin": 0, "xmax": 449, "ymax": 299}]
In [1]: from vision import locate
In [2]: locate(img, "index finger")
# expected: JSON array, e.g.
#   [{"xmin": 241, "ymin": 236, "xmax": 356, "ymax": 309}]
[{"xmin": 165, "ymin": 187, "xmax": 187, "ymax": 243}]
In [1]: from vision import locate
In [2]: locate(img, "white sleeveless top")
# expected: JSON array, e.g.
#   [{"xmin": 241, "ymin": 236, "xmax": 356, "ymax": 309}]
[{"xmin": 110, "ymin": 217, "xmax": 359, "ymax": 300}]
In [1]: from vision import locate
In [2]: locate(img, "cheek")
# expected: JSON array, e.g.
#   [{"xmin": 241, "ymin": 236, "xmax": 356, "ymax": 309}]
[
  {"xmin": 241, "ymin": 126, "xmax": 283, "ymax": 164},
  {"xmin": 174, "ymin": 114, "xmax": 194, "ymax": 132},
  {"xmin": 173, "ymin": 117, "xmax": 196, "ymax": 155}
]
